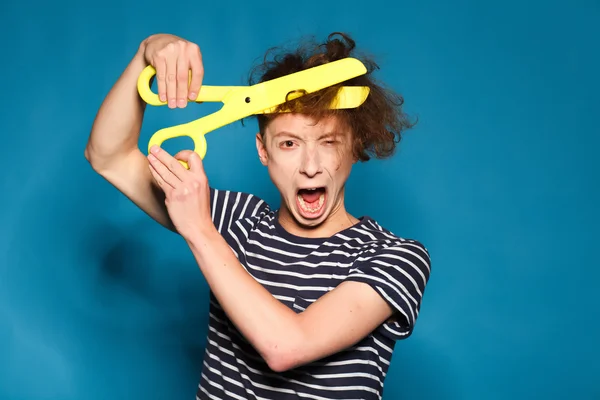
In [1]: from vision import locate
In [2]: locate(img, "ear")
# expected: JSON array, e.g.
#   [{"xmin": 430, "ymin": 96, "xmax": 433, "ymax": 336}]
[{"xmin": 255, "ymin": 132, "xmax": 268, "ymax": 166}]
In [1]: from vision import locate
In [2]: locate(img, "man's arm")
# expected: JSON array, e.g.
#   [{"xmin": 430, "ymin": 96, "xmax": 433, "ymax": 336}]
[
  {"xmin": 85, "ymin": 34, "xmax": 204, "ymax": 231},
  {"xmin": 143, "ymin": 138, "xmax": 431, "ymax": 372},
  {"xmin": 187, "ymin": 225, "xmax": 429, "ymax": 373}
]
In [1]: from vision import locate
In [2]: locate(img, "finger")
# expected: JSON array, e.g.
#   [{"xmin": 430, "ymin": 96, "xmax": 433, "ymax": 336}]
[
  {"xmin": 154, "ymin": 57, "xmax": 167, "ymax": 103},
  {"xmin": 150, "ymin": 146, "xmax": 189, "ymax": 182},
  {"xmin": 165, "ymin": 46, "xmax": 178, "ymax": 109},
  {"xmin": 176, "ymin": 54, "xmax": 189, "ymax": 108},
  {"xmin": 187, "ymin": 44, "xmax": 204, "ymax": 101},
  {"xmin": 174, "ymin": 149, "xmax": 201, "ymax": 173},
  {"xmin": 148, "ymin": 153, "xmax": 182, "ymax": 188},
  {"xmin": 174, "ymin": 149, "xmax": 195, "ymax": 161},
  {"xmin": 187, "ymin": 151, "xmax": 206, "ymax": 175},
  {"xmin": 148, "ymin": 162, "xmax": 170, "ymax": 190}
]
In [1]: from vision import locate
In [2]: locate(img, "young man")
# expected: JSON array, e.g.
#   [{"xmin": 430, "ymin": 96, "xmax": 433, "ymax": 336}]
[{"xmin": 86, "ymin": 32, "xmax": 431, "ymax": 400}]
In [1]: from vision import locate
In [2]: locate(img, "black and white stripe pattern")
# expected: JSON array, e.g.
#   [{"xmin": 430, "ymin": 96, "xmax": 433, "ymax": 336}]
[{"xmin": 197, "ymin": 188, "xmax": 431, "ymax": 400}]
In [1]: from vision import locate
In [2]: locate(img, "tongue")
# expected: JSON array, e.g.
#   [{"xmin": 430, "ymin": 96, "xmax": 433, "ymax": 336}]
[{"xmin": 299, "ymin": 189, "xmax": 323, "ymax": 204}]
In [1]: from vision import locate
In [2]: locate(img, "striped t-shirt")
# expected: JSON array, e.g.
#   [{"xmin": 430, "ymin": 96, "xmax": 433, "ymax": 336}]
[{"xmin": 196, "ymin": 188, "xmax": 431, "ymax": 400}]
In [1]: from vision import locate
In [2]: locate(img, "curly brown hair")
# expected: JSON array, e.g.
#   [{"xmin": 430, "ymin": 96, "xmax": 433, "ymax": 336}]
[{"xmin": 247, "ymin": 32, "xmax": 416, "ymax": 162}]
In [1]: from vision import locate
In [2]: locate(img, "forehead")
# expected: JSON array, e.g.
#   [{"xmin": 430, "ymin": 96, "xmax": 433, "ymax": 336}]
[{"xmin": 265, "ymin": 113, "xmax": 350, "ymax": 138}]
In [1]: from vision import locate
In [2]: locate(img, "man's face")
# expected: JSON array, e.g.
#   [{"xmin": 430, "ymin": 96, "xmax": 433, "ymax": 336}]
[{"xmin": 256, "ymin": 113, "xmax": 356, "ymax": 228}]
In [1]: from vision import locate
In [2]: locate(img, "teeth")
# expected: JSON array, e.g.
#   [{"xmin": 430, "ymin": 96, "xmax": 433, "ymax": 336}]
[{"xmin": 297, "ymin": 193, "xmax": 325, "ymax": 213}]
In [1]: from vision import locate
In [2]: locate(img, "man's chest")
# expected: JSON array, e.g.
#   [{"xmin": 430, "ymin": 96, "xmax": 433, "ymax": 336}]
[{"xmin": 228, "ymin": 227, "xmax": 360, "ymax": 305}]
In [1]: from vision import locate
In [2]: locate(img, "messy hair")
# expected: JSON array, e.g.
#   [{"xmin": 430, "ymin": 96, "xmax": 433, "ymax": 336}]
[{"xmin": 247, "ymin": 32, "xmax": 416, "ymax": 162}]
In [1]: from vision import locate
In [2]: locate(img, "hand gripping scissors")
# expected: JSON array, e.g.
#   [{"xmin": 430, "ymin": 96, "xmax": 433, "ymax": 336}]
[{"xmin": 137, "ymin": 57, "xmax": 370, "ymax": 169}]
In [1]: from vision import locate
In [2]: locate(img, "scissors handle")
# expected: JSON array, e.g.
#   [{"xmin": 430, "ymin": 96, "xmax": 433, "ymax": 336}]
[
  {"xmin": 148, "ymin": 126, "xmax": 207, "ymax": 169},
  {"xmin": 148, "ymin": 107, "xmax": 236, "ymax": 169},
  {"xmin": 137, "ymin": 65, "xmax": 235, "ymax": 105}
]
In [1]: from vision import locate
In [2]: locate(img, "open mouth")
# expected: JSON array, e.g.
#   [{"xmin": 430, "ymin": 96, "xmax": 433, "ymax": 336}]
[{"xmin": 296, "ymin": 187, "xmax": 327, "ymax": 218}]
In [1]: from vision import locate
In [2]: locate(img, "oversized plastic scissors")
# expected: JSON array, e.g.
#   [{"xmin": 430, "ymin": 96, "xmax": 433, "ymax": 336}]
[{"xmin": 137, "ymin": 57, "xmax": 370, "ymax": 168}]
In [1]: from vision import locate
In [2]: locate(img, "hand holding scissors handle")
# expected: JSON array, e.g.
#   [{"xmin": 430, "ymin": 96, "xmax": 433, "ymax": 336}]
[
  {"xmin": 138, "ymin": 65, "xmax": 235, "ymax": 105},
  {"xmin": 137, "ymin": 57, "xmax": 371, "ymax": 169}
]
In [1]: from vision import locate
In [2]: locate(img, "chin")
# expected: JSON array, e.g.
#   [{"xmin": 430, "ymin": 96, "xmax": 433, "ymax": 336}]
[{"xmin": 293, "ymin": 211, "xmax": 329, "ymax": 228}]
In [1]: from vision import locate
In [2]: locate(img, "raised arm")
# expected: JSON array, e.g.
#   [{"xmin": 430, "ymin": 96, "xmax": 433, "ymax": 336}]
[{"xmin": 84, "ymin": 33, "xmax": 204, "ymax": 231}]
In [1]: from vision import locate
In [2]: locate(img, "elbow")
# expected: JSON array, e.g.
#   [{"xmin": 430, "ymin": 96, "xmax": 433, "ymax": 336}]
[
  {"xmin": 259, "ymin": 316, "xmax": 311, "ymax": 373},
  {"xmin": 84, "ymin": 147, "xmax": 97, "ymax": 169},
  {"xmin": 84, "ymin": 145, "xmax": 102, "ymax": 171},
  {"xmin": 263, "ymin": 338, "xmax": 306, "ymax": 373},
  {"xmin": 84, "ymin": 144, "xmax": 120, "ymax": 173},
  {"xmin": 265, "ymin": 352, "xmax": 300, "ymax": 373},
  {"xmin": 84, "ymin": 146, "xmax": 92, "ymax": 163}
]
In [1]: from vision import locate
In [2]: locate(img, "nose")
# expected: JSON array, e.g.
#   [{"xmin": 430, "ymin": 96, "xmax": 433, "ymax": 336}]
[{"xmin": 299, "ymin": 145, "xmax": 322, "ymax": 177}]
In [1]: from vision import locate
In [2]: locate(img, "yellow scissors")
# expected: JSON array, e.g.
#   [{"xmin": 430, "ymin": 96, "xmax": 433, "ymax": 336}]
[{"xmin": 137, "ymin": 57, "xmax": 370, "ymax": 168}]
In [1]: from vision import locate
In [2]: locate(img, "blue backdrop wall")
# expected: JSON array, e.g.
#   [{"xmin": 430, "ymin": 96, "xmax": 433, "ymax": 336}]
[{"xmin": 1, "ymin": 0, "xmax": 598, "ymax": 399}]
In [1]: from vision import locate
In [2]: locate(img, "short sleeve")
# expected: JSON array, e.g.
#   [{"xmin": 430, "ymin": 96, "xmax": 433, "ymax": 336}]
[
  {"xmin": 345, "ymin": 240, "xmax": 431, "ymax": 340},
  {"xmin": 209, "ymin": 188, "xmax": 269, "ymax": 234}
]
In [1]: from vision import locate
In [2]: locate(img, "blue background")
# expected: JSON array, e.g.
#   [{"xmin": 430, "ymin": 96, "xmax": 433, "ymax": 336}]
[{"xmin": 1, "ymin": 0, "xmax": 598, "ymax": 399}]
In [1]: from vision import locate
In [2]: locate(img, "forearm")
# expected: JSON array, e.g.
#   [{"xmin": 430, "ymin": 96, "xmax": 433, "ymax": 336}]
[
  {"xmin": 85, "ymin": 42, "xmax": 148, "ymax": 169},
  {"xmin": 187, "ymin": 227, "xmax": 305, "ymax": 371}
]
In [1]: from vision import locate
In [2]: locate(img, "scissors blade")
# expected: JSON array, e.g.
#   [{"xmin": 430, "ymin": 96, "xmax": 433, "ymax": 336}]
[
  {"xmin": 257, "ymin": 86, "xmax": 370, "ymax": 114},
  {"xmin": 223, "ymin": 57, "xmax": 368, "ymax": 115}
]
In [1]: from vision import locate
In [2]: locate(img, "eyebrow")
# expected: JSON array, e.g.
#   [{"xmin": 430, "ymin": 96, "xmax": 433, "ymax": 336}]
[
  {"xmin": 272, "ymin": 131, "xmax": 342, "ymax": 140},
  {"xmin": 272, "ymin": 131, "xmax": 302, "ymax": 140}
]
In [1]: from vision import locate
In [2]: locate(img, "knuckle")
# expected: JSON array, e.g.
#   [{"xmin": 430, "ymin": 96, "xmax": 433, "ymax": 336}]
[
  {"xmin": 195, "ymin": 176, "xmax": 207, "ymax": 186},
  {"xmin": 177, "ymin": 71, "xmax": 189, "ymax": 81},
  {"xmin": 187, "ymin": 42, "xmax": 200, "ymax": 54},
  {"xmin": 156, "ymin": 43, "xmax": 174, "ymax": 58}
]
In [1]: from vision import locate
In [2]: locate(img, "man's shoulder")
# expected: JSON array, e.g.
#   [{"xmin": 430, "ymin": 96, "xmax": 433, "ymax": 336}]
[
  {"xmin": 349, "ymin": 216, "xmax": 431, "ymax": 262},
  {"xmin": 209, "ymin": 187, "xmax": 272, "ymax": 225}
]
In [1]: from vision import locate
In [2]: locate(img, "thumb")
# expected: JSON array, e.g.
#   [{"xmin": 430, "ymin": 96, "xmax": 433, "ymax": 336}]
[
  {"xmin": 188, "ymin": 151, "xmax": 205, "ymax": 174},
  {"xmin": 174, "ymin": 149, "xmax": 195, "ymax": 160}
]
